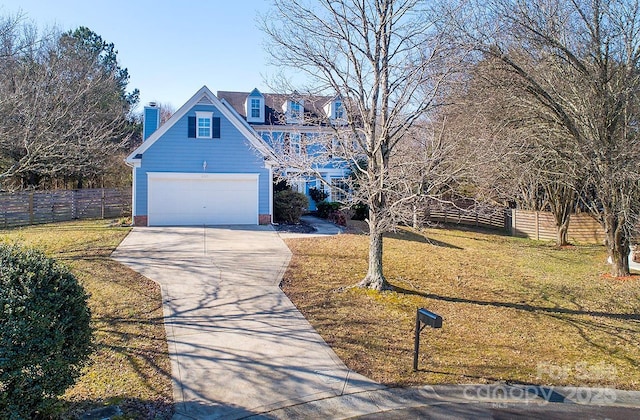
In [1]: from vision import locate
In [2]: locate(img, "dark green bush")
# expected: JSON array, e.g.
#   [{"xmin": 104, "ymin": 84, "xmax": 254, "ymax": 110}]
[
  {"xmin": 274, "ymin": 189, "xmax": 309, "ymax": 223},
  {"xmin": 309, "ymin": 187, "xmax": 328, "ymax": 205},
  {"xmin": 316, "ymin": 201, "xmax": 341, "ymax": 219},
  {"xmin": 351, "ymin": 203, "xmax": 369, "ymax": 221},
  {"xmin": 0, "ymin": 244, "xmax": 93, "ymax": 419}
]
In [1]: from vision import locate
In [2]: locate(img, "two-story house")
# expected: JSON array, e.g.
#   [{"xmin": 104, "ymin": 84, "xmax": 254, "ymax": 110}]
[
  {"xmin": 217, "ymin": 89, "xmax": 350, "ymax": 210},
  {"xmin": 125, "ymin": 86, "xmax": 350, "ymax": 226}
]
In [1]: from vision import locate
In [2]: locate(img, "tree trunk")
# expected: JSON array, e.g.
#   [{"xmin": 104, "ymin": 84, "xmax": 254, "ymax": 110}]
[
  {"xmin": 548, "ymin": 183, "xmax": 575, "ymax": 247},
  {"xmin": 358, "ymin": 208, "xmax": 390, "ymax": 291},
  {"xmin": 556, "ymin": 215, "xmax": 570, "ymax": 247},
  {"xmin": 604, "ymin": 212, "xmax": 630, "ymax": 277}
]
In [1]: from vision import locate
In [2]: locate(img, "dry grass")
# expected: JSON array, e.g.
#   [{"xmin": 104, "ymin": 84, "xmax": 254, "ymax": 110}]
[
  {"xmin": 282, "ymin": 226, "xmax": 640, "ymax": 390},
  {"xmin": 0, "ymin": 220, "xmax": 172, "ymax": 419}
]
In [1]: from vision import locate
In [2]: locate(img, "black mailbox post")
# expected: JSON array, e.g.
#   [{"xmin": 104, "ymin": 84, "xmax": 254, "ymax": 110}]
[{"xmin": 413, "ymin": 308, "xmax": 443, "ymax": 371}]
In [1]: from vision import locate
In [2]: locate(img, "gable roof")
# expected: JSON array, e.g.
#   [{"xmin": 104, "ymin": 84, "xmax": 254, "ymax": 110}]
[
  {"xmin": 217, "ymin": 90, "xmax": 333, "ymax": 125},
  {"xmin": 126, "ymin": 86, "xmax": 277, "ymax": 164},
  {"xmin": 248, "ymin": 88, "xmax": 263, "ymax": 98}
]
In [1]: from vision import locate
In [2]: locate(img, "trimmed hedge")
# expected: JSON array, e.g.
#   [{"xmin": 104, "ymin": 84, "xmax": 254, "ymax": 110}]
[
  {"xmin": 0, "ymin": 244, "xmax": 93, "ymax": 418},
  {"xmin": 274, "ymin": 190, "xmax": 309, "ymax": 224}
]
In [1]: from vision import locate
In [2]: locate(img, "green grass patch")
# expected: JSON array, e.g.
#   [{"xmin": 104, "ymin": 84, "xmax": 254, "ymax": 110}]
[
  {"xmin": 282, "ymin": 227, "xmax": 640, "ymax": 389},
  {"xmin": 0, "ymin": 220, "xmax": 172, "ymax": 419}
]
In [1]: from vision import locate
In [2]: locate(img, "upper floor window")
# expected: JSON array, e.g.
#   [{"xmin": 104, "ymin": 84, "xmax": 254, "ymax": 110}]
[
  {"xmin": 284, "ymin": 99, "xmax": 304, "ymax": 124},
  {"xmin": 289, "ymin": 133, "xmax": 301, "ymax": 154},
  {"xmin": 250, "ymin": 99, "xmax": 261, "ymax": 118},
  {"xmin": 188, "ymin": 112, "xmax": 220, "ymax": 139},
  {"xmin": 334, "ymin": 101, "xmax": 344, "ymax": 119},
  {"xmin": 324, "ymin": 98, "xmax": 346, "ymax": 124},
  {"xmin": 290, "ymin": 101, "xmax": 302, "ymax": 119},
  {"xmin": 196, "ymin": 112, "xmax": 212, "ymax": 138},
  {"xmin": 246, "ymin": 88, "xmax": 265, "ymax": 123}
]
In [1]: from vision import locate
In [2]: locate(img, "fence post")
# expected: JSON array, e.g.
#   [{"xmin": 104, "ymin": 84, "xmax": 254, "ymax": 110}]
[
  {"xmin": 535, "ymin": 211, "xmax": 540, "ymax": 240},
  {"xmin": 101, "ymin": 189, "xmax": 105, "ymax": 219},
  {"xmin": 508, "ymin": 209, "xmax": 515, "ymax": 235},
  {"xmin": 72, "ymin": 190, "xmax": 78, "ymax": 219},
  {"xmin": 28, "ymin": 192, "xmax": 34, "ymax": 225}
]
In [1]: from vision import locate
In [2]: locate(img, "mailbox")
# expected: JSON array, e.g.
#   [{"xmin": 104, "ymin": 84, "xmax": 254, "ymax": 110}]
[
  {"xmin": 413, "ymin": 308, "xmax": 443, "ymax": 371},
  {"xmin": 417, "ymin": 308, "xmax": 443, "ymax": 329}
]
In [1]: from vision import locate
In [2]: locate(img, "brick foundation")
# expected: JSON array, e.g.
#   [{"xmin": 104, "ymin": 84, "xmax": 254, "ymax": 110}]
[
  {"xmin": 133, "ymin": 215, "xmax": 148, "ymax": 226},
  {"xmin": 259, "ymin": 214, "xmax": 272, "ymax": 225}
]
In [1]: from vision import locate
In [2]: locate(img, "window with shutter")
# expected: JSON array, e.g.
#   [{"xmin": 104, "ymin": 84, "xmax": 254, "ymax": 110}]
[
  {"xmin": 195, "ymin": 112, "xmax": 213, "ymax": 138},
  {"xmin": 188, "ymin": 113, "xmax": 220, "ymax": 139},
  {"xmin": 188, "ymin": 116, "xmax": 196, "ymax": 138},
  {"xmin": 212, "ymin": 117, "xmax": 220, "ymax": 138}
]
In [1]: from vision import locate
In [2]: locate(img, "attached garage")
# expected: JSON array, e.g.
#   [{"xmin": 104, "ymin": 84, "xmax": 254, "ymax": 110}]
[{"xmin": 147, "ymin": 173, "xmax": 259, "ymax": 226}]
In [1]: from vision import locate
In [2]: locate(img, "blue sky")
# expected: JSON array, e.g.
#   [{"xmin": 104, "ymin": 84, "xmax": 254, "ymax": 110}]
[{"xmin": 0, "ymin": 0, "xmax": 276, "ymax": 111}]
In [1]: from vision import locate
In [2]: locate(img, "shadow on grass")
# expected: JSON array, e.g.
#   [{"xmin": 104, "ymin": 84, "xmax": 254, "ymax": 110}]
[
  {"xmin": 385, "ymin": 229, "xmax": 463, "ymax": 249},
  {"xmin": 63, "ymin": 396, "xmax": 173, "ymax": 420},
  {"xmin": 391, "ymin": 285, "xmax": 640, "ymax": 321}
]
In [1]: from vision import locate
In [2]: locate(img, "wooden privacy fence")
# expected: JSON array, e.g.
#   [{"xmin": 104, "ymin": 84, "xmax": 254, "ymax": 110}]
[
  {"xmin": 424, "ymin": 201, "xmax": 509, "ymax": 231},
  {"xmin": 0, "ymin": 188, "xmax": 131, "ymax": 228},
  {"xmin": 510, "ymin": 209, "xmax": 605, "ymax": 244},
  {"xmin": 422, "ymin": 203, "xmax": 610, "ymax": 244}
]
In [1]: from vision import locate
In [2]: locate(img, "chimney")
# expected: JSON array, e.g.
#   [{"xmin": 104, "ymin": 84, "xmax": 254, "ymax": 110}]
[{"xmin": 143, "ymin": 102, "xmax": 160, "ymax": 140}]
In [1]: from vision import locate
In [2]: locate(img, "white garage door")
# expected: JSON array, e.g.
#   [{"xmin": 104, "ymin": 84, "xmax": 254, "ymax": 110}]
[{"xmin": 147, "ymin": 173, "xmax": 259, "ymax": 226}]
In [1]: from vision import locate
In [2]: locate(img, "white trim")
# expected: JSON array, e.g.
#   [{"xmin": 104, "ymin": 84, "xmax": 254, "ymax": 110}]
[
  {"xmin": 147, "ymin": 172, "xmax": 259, "ymax": 181},
  {"xmin": 252, "ymin": 124, "xmax": 331, "ymax": 134},
  {"xmin": 126, "ymin": 86, "xmax": 277, "ymax": 164},
  {"xmin": 256, "ymin": 173, "xmax": 261, "ymax": 222},
  {"xmin": 268, "ymin": 165, "xmax": 273, "ymax": 221},
  {"xmin": 131, "ymin": 166, "xmax": 137, "ymax": 217},
  {"xmin": 285, "ymin": 167, "xmax": 347, "ymax": 177},
  {"xmin": 195, "ymin": 111, "xmax": 213, "ymax": 139}
]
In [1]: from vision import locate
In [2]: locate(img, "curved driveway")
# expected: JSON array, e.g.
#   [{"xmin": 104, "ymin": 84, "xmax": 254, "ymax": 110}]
[{"xmin": 112, "ymin": 226, "xmax": 381, "ymax": 419}]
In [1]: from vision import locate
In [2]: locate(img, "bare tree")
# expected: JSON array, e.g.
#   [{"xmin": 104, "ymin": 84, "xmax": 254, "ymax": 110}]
[
  {"xmin": 453, "ymin": 57, "xmax": 584, "ymax": 246},
  {"xmin": 262, "ymin": 0, "xmax": 463, "ymax": 290},
  {"xmin": 0, "ymin": 20, "xmax": 137, "ymax": 190},
  {"xmin": 450, "ymin": 0, "xmax": 640, "ymax": 274}
]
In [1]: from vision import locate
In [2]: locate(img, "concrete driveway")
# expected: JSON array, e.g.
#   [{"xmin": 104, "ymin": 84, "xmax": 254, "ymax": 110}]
[{"xmin": 112, "ymin": 226, "xmax": 381, "ymax": 419}]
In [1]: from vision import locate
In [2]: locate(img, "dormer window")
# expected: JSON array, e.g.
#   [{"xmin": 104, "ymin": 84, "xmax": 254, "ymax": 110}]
[
  {"xmin": 334, "ymin": 100, "xmax": 344, "ymax": 119},
  {"xmin": 290, "ymin": 101, "xmax": 302, "ymax": 119},
  {"xmin": 284, "ymin": 99, "xmax": 304, "ymax": 124},
  {"xmin": 324, "ymin": 97, "xmax": 346, "ymax": 124},
  {"xmin": 245, "ymin": 88, "xmax": 265, "ymax": 123},
  {"xmin": 250, "ymin": 99, "xmax": 261, "ymax": 118}
]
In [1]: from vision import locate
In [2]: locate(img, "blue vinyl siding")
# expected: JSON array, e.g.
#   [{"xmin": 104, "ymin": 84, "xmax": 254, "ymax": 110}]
[
  {"xmin": 143, "ymin": 107, "xmax": 160, "ymax": 140},
  {"xmin": 135, "ymin": 104, "xmax": 270, "ymax": 216},
  {"xmin": 257, "ymin": 129, "xmax": 349, "ymax": 210}
]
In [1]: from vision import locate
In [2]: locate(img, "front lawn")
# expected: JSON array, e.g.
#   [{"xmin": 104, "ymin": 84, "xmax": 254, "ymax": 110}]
[
  {"xmin": 0, "ymin": 220, "xmax": 172, "ymax": 419},
  {"xmin": 282, "ymin": 227, "xmax": 640, "ymax": 390}
]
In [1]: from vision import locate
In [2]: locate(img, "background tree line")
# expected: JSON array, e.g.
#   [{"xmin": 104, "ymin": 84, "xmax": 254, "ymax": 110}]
[{"xmin": 0, "ymin": 13, "xmax": 140, "ymax": 191}]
